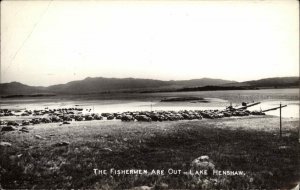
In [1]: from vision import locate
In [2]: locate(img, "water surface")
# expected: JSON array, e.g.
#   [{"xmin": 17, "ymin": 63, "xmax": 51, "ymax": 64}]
[{"xmin": 1, "ymin": 88, "xmax": 298, "ymax": 118}]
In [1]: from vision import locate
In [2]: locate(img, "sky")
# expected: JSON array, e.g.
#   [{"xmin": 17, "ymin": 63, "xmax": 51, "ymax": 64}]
[{"xmin": 1, "ymin": 0, "xmax": 299, "ymax": 86}]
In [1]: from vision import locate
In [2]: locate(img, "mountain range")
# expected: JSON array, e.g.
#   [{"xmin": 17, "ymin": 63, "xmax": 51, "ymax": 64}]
[{"xmin": 0, "ymin": 76, "xmax": 298, "ymax": 96}]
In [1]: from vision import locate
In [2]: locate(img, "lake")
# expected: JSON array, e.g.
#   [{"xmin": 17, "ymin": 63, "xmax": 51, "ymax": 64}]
[{"xmin": 0, "ymin": 88, "xmax": 299, "ymax": 118}]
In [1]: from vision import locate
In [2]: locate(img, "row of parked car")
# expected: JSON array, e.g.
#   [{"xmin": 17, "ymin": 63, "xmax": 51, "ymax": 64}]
[{"xmin": 0, "ymin": 108, "xmax": 266, "ymax": 127}]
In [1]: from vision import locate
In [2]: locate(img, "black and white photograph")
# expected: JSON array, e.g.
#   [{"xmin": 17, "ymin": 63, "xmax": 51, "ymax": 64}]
[{"xmin": 0, "ymin": 0, "xmax": 299, "ymax": 189}]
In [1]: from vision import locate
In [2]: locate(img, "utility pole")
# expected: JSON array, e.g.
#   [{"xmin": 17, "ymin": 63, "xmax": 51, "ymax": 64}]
[{"xmin": 279, "ymin": 102, "xmax": 282, "ymax": 139}]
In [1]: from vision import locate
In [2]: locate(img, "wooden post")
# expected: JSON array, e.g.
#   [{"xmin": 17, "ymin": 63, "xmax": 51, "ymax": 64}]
[
  {"xmin": 299, "ymin": 116, "xmax": 300, "ymax": 143},
  {"xmin": 279, "ymin": 103, "xmax": 282, "ymax": 138},
  {"xmin": 299, "ymin": 118, "xmax": 300, "ymax": 143},
  {"xmin": 298, "ymin": 98, "xmax": 300, "ymax": 143}
]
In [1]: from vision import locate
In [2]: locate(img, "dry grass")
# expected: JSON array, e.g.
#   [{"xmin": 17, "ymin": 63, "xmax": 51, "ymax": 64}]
[{"xmin": 0, "ymin": 116, "xmax": 299, "ymax": 189}]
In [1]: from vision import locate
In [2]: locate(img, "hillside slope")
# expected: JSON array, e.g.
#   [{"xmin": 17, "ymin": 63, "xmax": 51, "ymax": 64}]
[
  {"xmin": 0, "ymin": 77, "xmax": 235, "ymax": 95},
  {"xmin": 224, "ymin": 77, "xmax": 299, "ymax": 88}
]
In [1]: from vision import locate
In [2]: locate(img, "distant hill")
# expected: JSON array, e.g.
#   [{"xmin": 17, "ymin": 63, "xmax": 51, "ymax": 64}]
[
  {"xmin": 168, "ymin": 78, "xmax": 236, "ymax": 88},
  {"xmin": 47, "ymin": 77, "xmax": 169, "ymax": 93},
  {"xmin": 225, "ymin": 77, "xmax": 299, "ymax": 88},
  {"xmin": 0, "ymin": 77, "xmax": 234, "ymax": 95},
  {"xmin": 0, "ymin": 76, "xmax": 298, "ymax": 96},
  {"xmin": 0, "ymin": 82, "xmax": 46, "ymax": 95}
]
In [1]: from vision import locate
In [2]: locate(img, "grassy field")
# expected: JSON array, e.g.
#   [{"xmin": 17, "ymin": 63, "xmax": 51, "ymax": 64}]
[{"xmin": 0, "ymin": 116, "xmax": 299, "ymax": 189}]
